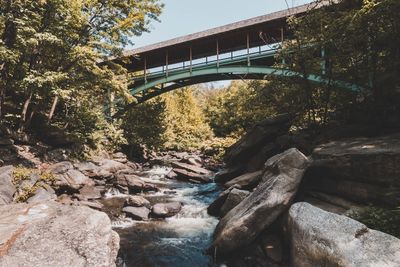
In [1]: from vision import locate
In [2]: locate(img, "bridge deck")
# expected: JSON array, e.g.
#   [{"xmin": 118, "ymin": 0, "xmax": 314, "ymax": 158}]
[{"xmin": 116, "ymin": 1, "xmax": 330, "ymax": 72}]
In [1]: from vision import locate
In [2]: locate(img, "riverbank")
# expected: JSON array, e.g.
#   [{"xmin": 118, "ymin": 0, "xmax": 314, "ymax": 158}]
[{"xmin": 1, "ymin": 116, "xmax": 400, "ymax": 266}]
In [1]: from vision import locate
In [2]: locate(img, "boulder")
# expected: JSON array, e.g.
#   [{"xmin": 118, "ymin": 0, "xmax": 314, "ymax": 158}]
[
  {"xmin": 224, "ymin": 170, "xmax": 263, "ymax": 190},
  {"xmin": 0, "ymin": 202, "xmax": 119, "ymax": 267},
  {"xmin": 152, "ymin": 202, "xmax": 182, "ymax": 218},
  {"xmin": 55, "ymin": 169, "xmax": 95, "ymax": 191},
  {"xmin": 171, "ymin": 161, "xmax": 210, "ymax": 175},
  {"xmin": 123, "ymin": 206, "xmax": 150, "ymax": 221},
  {"xmin": 207, "ymin": 187, "xmax": 235, "ymax": 217},
  {"xmin": 310, "ymin": 134, "xmax": 400, "ymax": 186},
  {"xmin": 246, "ymin": 143, "xmax": 278, "ymax": 172},
  {"xmin": 211, "ymin": 148, "xmax": 309, "ymax": 254},
  {"xmin": 220, "ymin": 188, "xmax": 250, "ymax": 217},
  {"xmin": 173, "ymin": 168, "xmax": 211, "ymax": 184},
  {"xmin": 288, "ymin": 202, "xmax": 400, "ymax": 267},
  {"xmin": 224, "ymin": 114, "xmax": 291, "ymax": 166},
  {"xmin": 124, "ymin": 195, "xmax": 151, "ymax": 208},
  {"xmin": 0, "ymin": 166, "xmax": 16, "ymax": 205}
]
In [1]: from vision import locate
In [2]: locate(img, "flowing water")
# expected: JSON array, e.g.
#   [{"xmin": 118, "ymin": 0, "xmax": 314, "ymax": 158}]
[{"xmin": 112, "ymin": 165, "xmax": 222, "ymax": 267}]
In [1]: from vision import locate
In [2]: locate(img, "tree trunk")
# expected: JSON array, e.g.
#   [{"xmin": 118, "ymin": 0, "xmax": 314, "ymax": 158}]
[
  {"xmin": 18, "ymin": 90, "xmax": 33, "ymax": 132},
  {"xmin": 48, "ymin": 95, "xmax": 58, "ymax": 123}
]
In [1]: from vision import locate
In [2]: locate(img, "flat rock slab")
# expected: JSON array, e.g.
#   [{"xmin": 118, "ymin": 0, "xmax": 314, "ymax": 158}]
[
  {"xmin": 173, "ymin": 168, "xmax": 211, "ymax": 184},
  {"xmin": 0, "ymin": 201, "xmax": 119, "ymax": 267},
  {"xmin": 212, "ymin": 148, "xmax": 309, "ymax": 254},
  {"xmin": 288, "ymin": 202, "xmax": 400, "ymax": 267},
  {"xmin": 171, "ymin": 161, "xmax": 211, "ymax": 175}
]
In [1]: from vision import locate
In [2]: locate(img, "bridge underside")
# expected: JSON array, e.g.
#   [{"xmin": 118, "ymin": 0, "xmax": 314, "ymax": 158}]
[{"xmin": 128, "ymin": 66, "xmax": 363, "ymax": 105}]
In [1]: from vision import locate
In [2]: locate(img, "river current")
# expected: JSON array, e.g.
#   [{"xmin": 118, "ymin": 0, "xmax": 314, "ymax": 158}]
[{"xmin": 110, "ymin": 166, "xmax": 222, "ymax": 267}]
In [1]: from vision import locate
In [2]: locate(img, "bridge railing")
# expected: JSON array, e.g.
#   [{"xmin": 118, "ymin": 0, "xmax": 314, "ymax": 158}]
[{"xmin": 130, "ymin": 43, "xmax": 282, "ymax": 82}]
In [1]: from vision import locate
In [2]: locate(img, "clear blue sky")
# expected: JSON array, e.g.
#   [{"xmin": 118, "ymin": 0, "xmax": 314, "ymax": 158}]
[{"xmin": 129, "ymin": 0, "xmax": 315, "ymax": 49}]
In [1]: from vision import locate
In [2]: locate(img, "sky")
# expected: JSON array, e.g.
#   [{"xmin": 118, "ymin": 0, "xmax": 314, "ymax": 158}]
[{"xmin": 129, "ymin": 0, "xmax": 315, "ymax": 49}]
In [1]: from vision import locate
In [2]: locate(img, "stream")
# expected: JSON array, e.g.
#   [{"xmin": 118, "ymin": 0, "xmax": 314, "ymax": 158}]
[{"xmin": 109, "ymin": 165, "xmax": 222, "ymax": 267}]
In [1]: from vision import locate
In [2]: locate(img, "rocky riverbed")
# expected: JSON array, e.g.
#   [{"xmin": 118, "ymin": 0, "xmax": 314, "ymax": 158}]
[{"xmin": 1, "ymin": 115, "xmax": 400, "ymax": 266}]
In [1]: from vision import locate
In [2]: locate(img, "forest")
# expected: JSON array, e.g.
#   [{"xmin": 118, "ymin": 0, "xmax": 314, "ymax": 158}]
[{"xmin": 0, "ymin": 0, "xmax": 399, "ymax": 157}]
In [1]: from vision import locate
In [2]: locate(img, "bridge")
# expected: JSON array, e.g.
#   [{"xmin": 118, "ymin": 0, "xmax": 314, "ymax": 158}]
[{"xmin": 111, "ymin": 0, "xmax": 360, "ymax": 107}]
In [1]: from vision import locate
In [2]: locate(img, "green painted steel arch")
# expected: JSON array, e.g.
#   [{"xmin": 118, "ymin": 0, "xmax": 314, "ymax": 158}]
[{"xmin": 129, "ymin": 66, "xmax": 364, "ymax": 96}]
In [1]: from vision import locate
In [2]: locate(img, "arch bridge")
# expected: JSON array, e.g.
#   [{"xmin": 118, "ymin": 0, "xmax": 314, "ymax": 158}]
[{"xmin": 111, "ymin": 0, "xmax": 361, "ymax": 107}]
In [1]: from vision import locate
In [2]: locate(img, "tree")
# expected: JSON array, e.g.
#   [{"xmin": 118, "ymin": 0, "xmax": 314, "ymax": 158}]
[{"xmin": 0, "ymin": 0, "xmax": 163, "ymax": 136}]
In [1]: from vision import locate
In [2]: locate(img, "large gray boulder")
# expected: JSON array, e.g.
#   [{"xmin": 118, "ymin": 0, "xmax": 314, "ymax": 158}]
[
  {"xmin": 0, "ymin": 202, "xmax": 119, "ymax": 267},
  {"xmin": 288, "ymin": 202, "xmax": 400, "ymax": 267},
  {"xmin": 0, "ymin": 166, "xmax": 16, "ymax": 205},
  {"xmin": 305, "ymin": 134, "xmax": 400, "ymax": 206},
  {"xmin": 212, "ymin": 148, "xmax": 309, "ymax": 254},
  {"xmin": 310, "ymin": 134, "xmax": 400, "ymax": 186}
]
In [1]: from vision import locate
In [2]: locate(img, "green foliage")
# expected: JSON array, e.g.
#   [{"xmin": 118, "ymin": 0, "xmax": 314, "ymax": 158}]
[
  {"xmin": 348, "ymin": 206, "xmax": 400, "ymax": 238},
  {"xmin": 0, "ymin": 0, "xmax": 162, "ymax": 151},
  {"xmin": 123, "ymin": 87, "xmax": 213, "ymax": 151},
  {"xmin": 278, "ymin": 0, "xmax": 400, "ymax": 125},
  {"xmin": 12, "ymin": 167, "xmax": 32, "ymax": 185},
  {"xmin": 162, "ymin": 88, "xmax": 213, "ymax": 151},
  {"xmin": 200, "ymin": 136, "xmax": 238, "ymax": 161},
  {"xmin": 123, "ymin": 97, "xmax": 167, "ymax": 149}
]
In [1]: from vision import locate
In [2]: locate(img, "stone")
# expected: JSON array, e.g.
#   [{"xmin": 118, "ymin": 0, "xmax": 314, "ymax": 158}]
[
  {"xmin": 260, "ymin": 232, "xmax": 283, "ymax": 263},
  {"xmin": 48, "ymin": 161, "xmax": 74, "ymax": 174},
  {"xmin": 78, "ymin": 201, "xmax": 104, "ymax": 211},
  {"xmin": 115, "ymin": 174, "xmax": 158, "ymax": 193},
  {"xmin": 123, "ymin": 206, "xmax": 150, "ymax": 221},
  {"xmin": 75, "ymin": 185, "xmax": 102, "ymax": 201},
  {"xmin": 173, "ymin": 168, "xmax": 211, "ymax": 184},
  {"xmin": 97, "ymin": 159, "xmax": 130, "ymax": 173},
  {"xmin": 246, "ymin": 142, "xmax": 278, "ymax": 172},
  {"xmin": 224, "ymin": 170, "xmax": 263, "ymax": 190},
  {"xmin": 211, "ymin": 148, "xmax": 309, "ymax": 255},
  {"xmin": 224, "ymin": 114, "xmax": 291, "ymax": 166},
  {"xmin": 214, "ymin": 166, "xmax": 245, "ymax": 184},
  {"xmin": 55, "ymin": 169, "xmax": 95, "ymax": 191},
  {"xmin": 171, "ymin": 161, "xmax": 210, "ymax": 175},
  {"xmin": 124, "ymin": 195, "xmax": 151, "ymax": 208},
  {"xmin": 288, "ymin": 202, "xmax": 400, "ymax": 267},
  {"xmin": 220, "ymin": 188, "xmax": 250, "ymax": 217},
  {"xmin": 27, "ymin": 185, "xmax": 56, "ymax": 204},
  {"xmin": 0, "ymin": 202, "xmax": 119, "ymax": 267},
  {"xmin": 166, "ymin": 170, "xmax": 178, "ymax": 179},
  {"xmin": 152, "ymin": 202, "xmax": 182, "ymax": 218},
  {"xmin": 74, "ymin": 162, "xmax": 100, "ymax": 177},
  {"xmin": 310, "ymin": 134, "xmax": 400, "ymax": 186},
  {"xmin": 207, "ymin": 187, "xmax": 236, "ymax": 217},
  {"xmin": 0, "ymin": 166, "xmax": 16, "ymax": 205}
]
